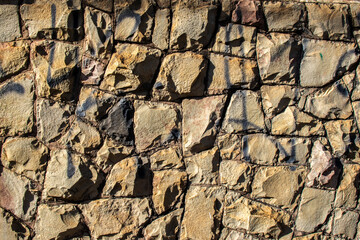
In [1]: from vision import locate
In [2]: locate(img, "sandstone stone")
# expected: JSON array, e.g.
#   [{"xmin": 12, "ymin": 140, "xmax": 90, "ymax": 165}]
[
  {"xmin": 0, "ymin": 4, "xmax": 21, "ymax": 42},
  {"xmin": 84, "ymin": 0, "xmax": 113, "ymax": 12},
  {"xmin": 60, "ymin": 118, "xmax": 101, "ymax": 154},
  {"xmin": 271, "ymin": 107, "xmax": 296, "ymax": 135},
  {"xmin": 84, "ymin": 7, "xmax": 113, "ymax": 59},
  {"xmin": 257, "ymin": 33, "xmax": 300, "ymax": 84},
  {"xmin": 76, "ymin": 86, "xmax": 115, "ymax": 122},
  {"xmin": 220, "ymin": 228, "xmax": 259, "ymax": 240},
  {"xmin": 149, "ymin": 147, "xmax": 184, "ymax": 171},
  {"xmin": 43, "ymin": 149, "xmax": 103, "ymax": 201},
  {"xmin": 0, "ymin": 73, "xmax": 34, "ymax": 136},
  {"xmin": 32, "ymin": 41, "xmax": 80, "ymax": 100},
  {"xmin": 134, "ymin": 101, "xmax": 180, "ymax": 151},
  {"xmin": 251, "ymin": 166, "xmax": 306, "ymax": 209},
  {"xmin": 222, "ymin": 90, "xmax": 265, "ymax": 133},
  {"xmin": 170, "ymin": 4, "xmax": 217, "ymax": 50},
  {"xmin": 81, "ymin": 198, "xmax": 151, "ymax": 239},
  {"xmin": 0, "ymin": 208, "xmax": 30, "ymax": 240},
  {"xmin": 102, "ymin": 156, "xmax": 152, "ymax": 197},
  {"xmin": 152, "ymin": 170, "xmax": 187, "ymax": 214},
  {"xmin": 182, "ymin": 95, "xmax": 226, "ymax": 156},
  {"xmin": 300, "ymin": 38, "xmax": 359, "ymax": 87},
  {"xmin": 277, "ymin": 138, "xmax": 311, "ymax": 164},
  {"xmin": 350, "ymin": 65, "xmax": 360, "ymax": 101},
  {"xmin": 0, "ymin": 43, "xmax": 29, "ymax": 80},
  {"xmin": 217, "ymin": 134, "xmax": 242, "ymax": 161},
  {"xmin": 261, "ymin": 85, "xmax": 296, "ymax": 117},
  {"xmin": 36, "ymin": 98, "xmax": 71, "ymax": 143},
  {"xmin": 306, "ymin": 141, "xmax": 340, "ymax": 189},
  {"xmin": 20, "ymin": 0, "xmax": 82, "ymax": 41},
  {"xmin": 350, "ymin": 4, "xmax": 360, "ymax": 28},
  {"xmin": 223, "ymin": 191, "xmax": 290, "ymax": 238},
  {"xmin": 156, "ymin": 0, "xmax": 170, "ymax": 8},
  {"xmin": 335, "ymin": 164, "xmax": 360, "ymax": 209},
  {"xmin": 353, "ymin": 101, "xmax": 360, "ymax": 134},
  {"xmin": 1, "ymin": 137, "xmax": 48, "ymax": 182},
  {"xmin": 114, "ymin": 0, "xmax": 155, "ymax": 42},
  {"xmin": 295, "ymin": 188, "xmax": 335, "ymax": 233},
  {"xmin": 100, "ymin": 43, "xmax": 161, "ymax": 94},
  {"xmin": 219, "ymin": 0, "xmax": 237, "ymax": 21},
  {"xmin": 207, "ymin": 53, "xmax": 259, "ymax": 93},
  {"xmin": 80, "ymin": 57, "xmax": 105, "ymax": 85},
  {"xmin": 180, "ymin": 186, "xmax": 225, "ymax": 240},
  {"xmin": 152, "ymin": 52, "xmax": 207, "ymax": 100},
  {"xmin": 263, "ymin": 1, "xmax": 304, "ymax": 31},
  {"xmin": 0, "ymin": 168, "xmax": 38, "ymax": 221},
  {"xmin": 34, "ymin": 204, "xmax": 84, "ymax": 240},
  {"xmin": 332, "ymin": 209, "xmax": 359, "ymax": 239},
  {"xmin": 185, "ymin": 147, "xmax": 220, "ymax": 185},
  {"xmin": 220, "ymin": 160, "xmax": 252, "ymax": 191},
  {"xmin": 325, "ymin": 120, "xmax": 355, "ymax": 157},
  {"xmin": 292, "ymin": 233, "xmax": 324, "ymax": 240},
  {"xmin": 231, "ymin": 0, "xmax": 263, "ymax": 27},
  {"xmin": 242, "ymin": 134, "xmax": 277, "ymax": 165},
  {"xmin": 143, "ymin": 209, "xmax": 183, "ymax": 240},
  {"xmin": 307, "ymin": 3, "xmax": 350, "ymax": 40},
  {"xmin": 152, "ymin": 8, "xmax": 170, "ymax": 50},
  {"xmin": 212, "ymin": 24, "xmax": 256, "ymax": 58},
  {"xmin": 95, "ymin": 138, "xmax": 134, "ymax": 172}
]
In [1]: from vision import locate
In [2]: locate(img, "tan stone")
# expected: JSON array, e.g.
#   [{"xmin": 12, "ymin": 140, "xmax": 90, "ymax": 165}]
[
  {"xmin": 152, "ymin": 8, "xmax": 170, "ymax": 50},
  {"xmin": 0, "ymin": 73, "xmax": 34, "ymax": 136},
  {"xmin": 152, "ymin": 51, "xmax": 207, "ymax": 100},
  {"xmin": 0, "ymin": 4, "xmax": 21, "ymax": 42},
  {"xmin": 335, "ymin": 164, "xmax": 360, "ymax": 209},
  {"xmin": 325, "ymin": 120, "xmax": 354, "ymax": 157},
  {"xmin": 292, "ymin": 233, "xmax": 324, "ymax": 240},
  {"xmin": 219, "ymin": 228, "xmax": 259, "ymax": 240},
  {"xmin": 217, "ymin": 134, "xmax": 242, "ymax": 161},
  {"xmin": 81, "ymin": 198, "xmax": 151, "ymax": 239},
  {"xmin": 0, "ymin": 208, "xmax": 30, "ymax": 240},
  {"xmin": 242, "ymin": 134, "xmax": 277, "ymax": 165},
  {"xmin": 261, "ymin": 85, "xmax": 296, "ymax": 117},
  {"xmin": 83, "ymin": 0, "xmax": 113, "ymax": 12},
  {"xmin": 271, "ymin": 107, "xmax": 297, "ymax": 135},
  {"xmin": 351, "ymin": 65, "xmax": 360, "ymax": 101},
  {"xmin": 220, "ymin": 160, "xmax": 252, "ymax": 191},
  {"xmin": 0, "ymin": 43, "xmax": 29, "ymax": 80},
  {"xmin": 149, "ymin": 147, "xmax": 184, "ymax": 171},
  {"xmin": 277, "ymin": 138, "xmax": 311, "ymax": 164},
  {"xmin": 332, "ymin": 209, "xmax": 359, "ymax": 239}
]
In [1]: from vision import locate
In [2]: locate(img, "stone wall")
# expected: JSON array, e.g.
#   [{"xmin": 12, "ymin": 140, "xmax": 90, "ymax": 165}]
[{"xmin": 1, "ymin": 0, "xmax": 360, "ymax": 239}]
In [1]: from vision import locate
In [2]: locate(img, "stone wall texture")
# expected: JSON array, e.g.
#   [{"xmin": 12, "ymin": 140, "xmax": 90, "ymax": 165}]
[{"xmin": 2, "ymin": 0, "xmax": 360, "ymax": 239}]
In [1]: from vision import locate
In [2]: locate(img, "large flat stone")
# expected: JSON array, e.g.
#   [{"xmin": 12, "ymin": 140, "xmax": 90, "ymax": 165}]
[
  {"xmin": 241, "ymin": 134, "xmax": 277, "ymax": 165},
  {"xmin": 0, "ymin": 43, "xmax": 29, "ymax": 80},
  {"xmin": 152, "ymin": 8, "xmax": 170, "ymax": 50},
  {"xmin": 0, "ymin": 4, "xmax": 21, "ymax": 42},
  {"xmin": 277, "ymin": 137, "xmax": 311, "ymax": 164},
  {"xmin": 149, "ymin": 147, "xmax": 184, "ymax": 171},
  {"xmin": 335, "ymin": 164, "xmax": 360, "ymax": 209},
  {"xmin": 325, "ymin": 120, "xmax": 355, "ymax": 157},
  {"xmin": 261, "ymin": 85, "xmax": 296, "ymax": 117},
  {"xmin": 219, "ymin": 160, "xmax": 253, "ymax": 191},
  {"xmin": 0, "ymin": 208, "xmax": 30, "ymax": 240},
  {"xmin": 231, "ymin": 0, "xmax": 263, "ymax": 27}
]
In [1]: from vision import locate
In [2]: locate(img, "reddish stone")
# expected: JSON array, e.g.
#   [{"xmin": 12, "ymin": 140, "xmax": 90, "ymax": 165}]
[{"xmin": 231, "ymin": 0, "xmax": 263, "ymax": 27}]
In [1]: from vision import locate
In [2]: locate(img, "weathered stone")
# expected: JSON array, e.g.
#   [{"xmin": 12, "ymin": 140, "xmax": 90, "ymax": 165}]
[
  {"xmin": 114, "ymin": 0, "xmax": 155, "ymax": 42},
  {"xmin": 83, "ymin": 0, "xmax": 113, "ymax": 12},
  {"xmin": 76, "ymin": 86, "xmax": 115, "ymax": 122},
  {"xmin": 102, "ymin": 156, "xmax": 151, "ymax": 197},
  {"xmin": 292, "ymin": 233, "xmax": 323, "ymax": 240},
  {"xmin": 0, "ymin": 73, "xmax": 34, "ymax": 136},
  {"xmin": 152, "ymin": 52, "xmax": 207, "ymax": 100},
  {"xmin": 182, "ymin": 95, "xmax": 226, "ymax": 156},
  {"xmin": 0, "ymin": 208, "xmax": 30, "ymax": 240},
  {"xmin": 80, "ymin": 57, "xmax": 105, "ymax": 85},
  {"xmin": 220, "ymin": 228, "xmax": 259, "ymax": 240},
  {"xmin": 223, "ymin": 191, "xmax": 290, "ymax": 238},
  {"xmin": 1, "ymin": 137, "xmax": 48, "ymax": 182},
  {"xmin": 242, "ymin": 134, "xmax": 277, "ymax": 165},
  {"xmin": 219, "ymin": 0, "xmax": 237, "ymax": 21},
  {"xmin": 0, "ymin": 43, "xmax": 29, "ymax": 80},
  {"xmin": 32, "ymin": 41, "xmax": 80, "ymax": 100},
  {"xmin": 325, "ymin": 120, "xmax": 355, "ymax": 157},
  {"xmin": 232, "ymin": 0, "xmax": 263, "ymax": 27},
  {"xmin": 0, "ymin": 168, "xmax": 38, "ymax": 221},
  {"xmin": 306, "ymin": 141, "xmax": 340, "ymax": 189},
  {"xmin": 207, "ymin": 53, "xmax": 259, "ymax": 93},
  {"xmin": 95, "ymin": 138, "xmax": 134, "ymax": 172},
  {"xmin": 295, "ymin": 188, "xmax": 335, "ymax": 233},
  {"xmin": 220, "ymin": 160, "xmax": 252, "ymax": 191},
  {"xmin": 34, "ymin": 204, "xmax": 84, "ymax": 240},
  {"xmin": 307, "ymin": 3, "xmax": 350, "ymax": 41},
  {"xmin": 263, "ymin": 1, "xmax": 304, "ymax": 31},
  {"xmin": 271, "ymin": 107, "xmax": 296, "ymax": 135},
  {"xmin": 257, "ymin": 33, "xmax": 300, "ymax": 84},
  {"xmin": 81, "ymin": 198, "xmax": 151, "ymax": 239},
  {"xmin": 251, "ymin": 166, "xmax": 306, "ymax": 209},
  {"xmin": 212, "ymin": 24, "xmax": 256, "ymax": 58},
  {"xmin": 303, "ymin": 81, "xmax": 352, "ymax": 119},
  {"xmin": 180, "ymin": 186, "xmax": 225, "ymax": 240},
  {"xmin": 84, "ymin": 7, "xmax": 113, "ymax": 59},
  {"xmin": 185, "ymin": 147, "xmax": 220, "ymax": 185},
  {"xmin": 333, "ymin": 209, "xmax": 359, "ymax": 239},
  {"xmin": 277, "ymin": 138, "xmax": 311, "ymax": 164},
  {"xmin": 36, "ymin": 98, "xmax": 71, "ymax": 143},
  {"xmin": 300, "ymin": 39, "xmax": 359, "ymax": 87},
  {"xmin": 0, "ymin": 4, "xmax": 21, "ymax": 42},
  {"xmin": 152, "ymin": 170, "xmax": 187, "ymax": 214},
  {"xmin": 43, "ymin": 149, "xmax": 103, "ymax": 201},
  {"xmin": 143, "ymin": 209, "xmax": 183, "ymax": 240},
  {"xmin": 350, "ymin": 65, "xmax": 360, "ymax": 101},
  {"xmin": 20, "ymin": 0, "xmax": 82, "ymax": 41},
  {"xmin": 350, "ymin": 4, "xmax": 360, "ymax": 28},
  {"xmin": 156, "ymin": 0, "xmax": 170, "ymax": 8},
  {"xmin": 222, "ymin": 90, "xmax": 265, "ymax": 133},
  {"xmin": 170, "ymin": 4, "xmax": 217, "ymax": 50},
  {"xmin": 261, "ymin": 85, "xmax": 296, "ymax": 117},
  {"xmin": 217, "ymin": 134, "xmax": 242, "ymax": 161},
  {"xmin": 353, "ymin": 101, "xmax": 360, "ymax": 134},
  {"xmin": 335, "ymin": 164, "xmax": 360, "ymax": 209},
  {"xmin": 100, "ymin": 43, "xmax": 161, "ymax": 94},
  {"xmin": 134, "ymin": 101, "xmax": 180, "ymax": 151},
  {"xmin": 152, "ymin": 8, "xmax": 170, "ymax": 50},
  {"xmin": 149, "ymin": 147, "xmax": 184, "ymax": 171},
  {"xmin": 60, "ymin": 118, "xmax": 101, "ymax": 154}
]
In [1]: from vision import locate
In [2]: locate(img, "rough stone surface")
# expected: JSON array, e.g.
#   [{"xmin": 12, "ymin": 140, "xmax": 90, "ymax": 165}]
[
  {"xmin": 149, "ymin": 147, "xmax": 184, "ymax": 171},
  {"xmin": 220, "ymin": 160, "xmax": 252, "ymax": 191},
  {"xmin": 0, "ymin": 73, "xmax": 34, "ymax": 136},
  {"xmin": 335, "ymin": 164, "xmax": 360, "ymax": 209},
  {"xmin": 80, "ymin": 57, "xmax": 105, "ymax": 85},
  {"xmin": 261, "ymin": 85, "xmax": 296, "ymax": 117},
  {"xmin": 332, "ymin": 209, "xmax": 359, "ymax": 239},
  {"xmin": 152, "ymin": 51, "xmax": 207, "ymax": 100},
  {"xmin": 83, "ymin": 0, "xmax": 113, "ymax": 12},
  {"xmin": 241, "ymin": 134, "xmax": 277, "ymax": 165},
  {"xmin": 212, "ymin": 23, "xmax": 256, "ymax": 58},
  {"xmin": 325, "ymin": 120, "xmax": 355, "ymax": 157},
  {"xmin": 231, "ymin": 0, "xmax": 263, "ymax": 27},
  {"xmin": 0, "ymin": 4, "xmax": 21, "ymax": 42},
  {"xmin": 277, "ymin": 138, "xmax": 311, "ymax": 164},
  {"xmin": 0, "ymin": 208, "xmax": 30, "ymax": 240},
  {"xmin": 152, "ymin": 8, "xmax": 170, "ymax": 50},
  {"xmin": 350, "ymin": 3, "xmax": 360, "ymax": 28},
  {"xmin": 207, "ymin": 53, "xmax": 259, "ymax": 93},
  {"xmin": 217, "ymin": 134, "xmax": 242, "ymax": 161},
  {"xmin": 0, "ymin": 43, "xmax": 29, "ymax": 80}
]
